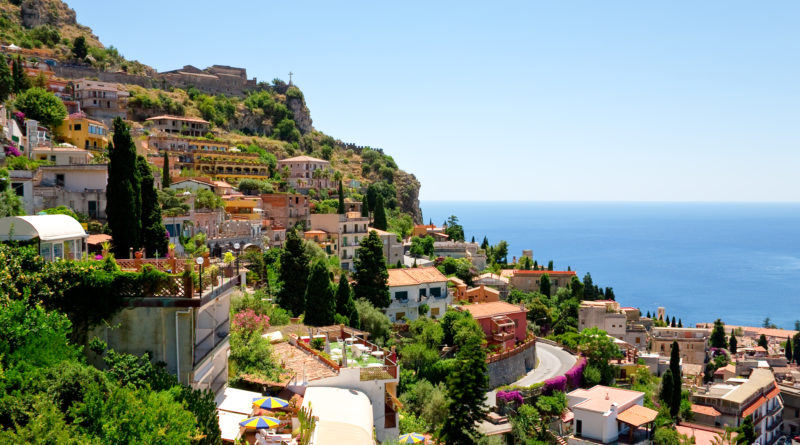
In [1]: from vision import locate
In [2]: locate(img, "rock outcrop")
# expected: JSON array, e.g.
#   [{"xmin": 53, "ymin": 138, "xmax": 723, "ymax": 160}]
[
  {"xmin": 395, "ymin": 170, "xmax": 422, "ymax": 224},
  {"xmin": 20, "ymin": 0, "xmax": 77, "ymax": 28},
  {"xmin": 286, "ymin": 97, "xmax": 313, "ymax": 134}
]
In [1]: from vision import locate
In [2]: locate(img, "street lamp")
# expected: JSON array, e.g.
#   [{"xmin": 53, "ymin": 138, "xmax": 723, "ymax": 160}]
[
  {"xmin": 233, "ymin": 242, "xmax": 241, "ymax": 276},
  {"xmin": 195, "ymin": 256, "xmax": 204, "ymax": 295}
]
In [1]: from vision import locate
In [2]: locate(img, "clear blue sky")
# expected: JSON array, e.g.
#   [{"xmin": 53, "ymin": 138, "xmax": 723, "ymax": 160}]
[{"xmin": 67, "ymin": 0, "xmax": 800, "ymax": 202}]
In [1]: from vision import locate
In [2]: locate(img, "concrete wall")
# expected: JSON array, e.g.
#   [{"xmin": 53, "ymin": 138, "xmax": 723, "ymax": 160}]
[{"xmin": 487, "ymin": 342, "xmax": 536, "ymax": 388}]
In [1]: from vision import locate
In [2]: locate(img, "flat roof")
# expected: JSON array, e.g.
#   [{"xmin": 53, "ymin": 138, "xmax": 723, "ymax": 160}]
[
  {"xmin": 146, "ymin": 115, "xmax": 209, "ymax": 124},
  {"xmin": 460, "ymin": 301, "xmax": 527, "ymax": 319},
  {"xmin": 568, "ymin": 385, "xmax": 643, "ymax": 413}
]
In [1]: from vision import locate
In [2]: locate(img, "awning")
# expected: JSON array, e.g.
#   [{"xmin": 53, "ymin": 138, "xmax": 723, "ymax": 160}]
[
  {"xmin": 742, "ymin": 396, "xmax": 766, "ymax": 418},
  {"xmin": 617, "ymin": 405, "xmax": 658, "ymax": 427},
  {"xmin": 691, "ymin": 404, "xmax": 721, "ymax": 417}
]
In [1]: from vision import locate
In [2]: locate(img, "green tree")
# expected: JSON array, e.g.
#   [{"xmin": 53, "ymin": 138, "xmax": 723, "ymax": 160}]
[
  {"xmin": 355, "ymin": 298, "xmax": 392, "ymax": 344},
  {"xmin": 710, "ymin": 319, "xmax": 727, "ymax": 348},
  {"xmin": 438, "ymin": 332, "xmax": 487, "ymax": 444},
  {"xmin": 195, "ymin": 189, "xmax": 224, "ymax": 210},
  {"xmin": 72, "ymin": 36, "xmax": 88, "ymax": 59},
  {"xmin": 106, "ymin": 118, "xmax": 142, "ymax": 257},
  {"xmin": 547, "ymin": 260, "xmax": 554, "ymax": 271},
  {"xmin": 335, "ymin": 274, "xmax": 359, "ymax": 328},
  {"xmin": 660, "ymin": 368, "xmax": 675, "ymax": 408},
  {"xmin": 757, "ymin": 334, "xmax": 768, "ymax": 349},
  {"xmin": 410, "ymin": 235, "xmax": 435, "ymax": 258},
  {"xmin": 0, "ymin": 54, "xmax": 13, "ymax": 102},
  {"xmin": 353, "ymin": 230, "xmax": 390, "ymax": 308},
  {"xmin": 576, "ymin": 327, "xmax": 621, "ymax": 385},
  {"xmin": 736, "ymin": 416, "xmax": 755, "ymax": 445},
  {"xmin": 491, "ymin": 240, "xmax": 509, "ymax": 264},
  {"xmin": 583, "ymin": 272, "xmax": 595, "ymax": 300},
  {"xmin": 0, "ymin": 168, "xmax": 23, "ymax": 217},
  {"xmin": 303, "ymin": 259, "xmax": 335, "ymax": 326},
  {"xmin": 138, "ymin": 157, "xmax": 167, "ymax": 257},
  {"xmin": 11, "ymin": 55, "xmax": 30, "ymax": 94},
  {"xmin": 729, "ymin": 335, "xmax": 738, "ymax": 355},
  {"xmin": 570, "ymin": 275, "xmax": 585, "ymax": 300},
  {"xmin": 360, "ymin": 194, "xmax": 369, "ymax": 217},
  {"xmin": 540, "ymin": 273, "xmax": 551, "ymax": 297},
  {"xmin": 337, "ymin": 180, "xmax": 345, "ymax": 214},
  {"xmin": 794, "ymin": 332, "xmax": 800, "ymax": 365},
  {"xmin": 372, "ymin": 194, "xmax": 387, "ymax": 230},
  {"xmin": 277, "ymin": 230, "xmax": 309, "ymax": 316},
  {"xmin": 786, "ymin": 336, "xmax": 793, "ymax": 363},
  {"xmin": 14, "ymin": 87, "xmax": 67, "ymax": 128},
  {"xmin": 161, "ymin": 151, "xmax": 171, "ymax": 187},
  {"xmin": 480, "ymin": 236, "xmax": 489, "ymax": 250},
  {"xmin": 445, "ymin": 215, "xmax": 465, "ymax": 241},
  {"xmin": 670, "ymin": 341, "xmax": 681, "ymax": 418}
]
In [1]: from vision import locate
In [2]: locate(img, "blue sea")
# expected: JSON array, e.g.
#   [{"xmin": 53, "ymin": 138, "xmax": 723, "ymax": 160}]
[{"xmin": 422, "ymin": 201, "xmax": 800, "ymax": 329}]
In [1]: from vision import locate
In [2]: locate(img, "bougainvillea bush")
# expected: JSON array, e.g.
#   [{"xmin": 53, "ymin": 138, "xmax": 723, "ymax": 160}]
[
  {"xmin": 565, "ymin": 356, "xmax": 587, "ymax": 389},
  {"xmin": 543, "ymin": 375, "xmax": 567, "ymax": 395},
  {"xmin": 233, "ymin": 309, "xmax": 270, "ymax": 333}
]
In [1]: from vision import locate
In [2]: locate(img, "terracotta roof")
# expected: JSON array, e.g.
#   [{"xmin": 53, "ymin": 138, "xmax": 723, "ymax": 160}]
[
  {"xmin": 766, "ymin": 383, "xmax": 780, "ymax": 400},
  {"xmin": 676, "ymin": 423, "xmax": 736, "ymax": 445},
  {"xmin": 387, "ymin": 268, "xmax": 448, "ymax": 287},
  {"xmin": 460, "ymin": 301, "xmax": 526, "ymax": 319},
  {"xmin": 146, "ymin": 115, "xmax": 209, "ymax": 124},
  {"xmin": 86, "ymin": 234, "xmax": 112, "ymax": 245},
  {"xmin": 213, "ymin": 180, "xmax": 233, "ymax": 188},
  {"xmin": 617, "ymin": 404, "xmax": 658, "ymax": 427},
  {"xmin": 512, "ymin": 270, "xmax": 577, "ymax": 277},
  {"xmin": 272, "ymin": 342, "xmax": 337, "ymax": 382},
  {"xmin": 691, "ymin": 404, "xmax": 721, "ymax": 417},
  {"xmin": 741, "ymin": 396, "xmax": 766, "ymax": 417},
  {"xmin": 568, "ymin": 386, "xmax": 643, "ymax": 413}
]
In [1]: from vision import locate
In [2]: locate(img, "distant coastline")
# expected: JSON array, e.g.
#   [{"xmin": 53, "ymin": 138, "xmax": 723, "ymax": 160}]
[{"xmin": 422, "ymin": 201, "xmax": 800, "ymax": 329}]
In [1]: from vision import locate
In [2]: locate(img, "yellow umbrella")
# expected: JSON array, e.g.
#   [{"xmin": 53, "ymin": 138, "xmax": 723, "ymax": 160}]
[
  {"xmin": 252, "ymin": 396, "xmax": 289, "ymax": 410},
  {"xmin": 239, "ymin": 416, "xmax": 281, "ymax": 429},
  {"xmin": 398, "ymin": 432, "xmax": 425, "ymax": 443}
]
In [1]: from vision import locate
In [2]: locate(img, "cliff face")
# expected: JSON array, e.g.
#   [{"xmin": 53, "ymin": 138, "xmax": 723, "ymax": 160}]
[
  {"xmin": 395, "ymin": 170, "xmax": 422, "ymax": 224},
  {"xmin": 286, "ymin": 97, "xmax": 313, "ymax": 134},
  {"xmin": 20, "ymin": 0, "xmax": 77, "ymax": 28}
]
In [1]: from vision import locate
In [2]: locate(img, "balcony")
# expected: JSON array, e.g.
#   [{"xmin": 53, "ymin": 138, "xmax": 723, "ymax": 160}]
[
  {"xmin": 493, "ymin": 331, "xmax": 514, "ymax": 342},
  {"xmin": 194, "ymin": 316, "xmax": 230, "ymax": 365}
]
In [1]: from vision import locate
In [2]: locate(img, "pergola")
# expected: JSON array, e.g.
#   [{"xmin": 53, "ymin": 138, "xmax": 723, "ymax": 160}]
[{"xmin": 617, "ymin": 404, "xmax": 659, "ymax": 443}]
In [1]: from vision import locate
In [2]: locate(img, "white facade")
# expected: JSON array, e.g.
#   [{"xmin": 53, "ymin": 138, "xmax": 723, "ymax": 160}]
[
  {"xmin": 34, "ymin": 165, "xmax": 107, "ymax": 219},
  {"xmin": 567, "ymin": 386, "xmax": 647, "ymax": 444},
  {"xmin": 386, "ymin": 268, "xmax": 450, "ymax": 322}
]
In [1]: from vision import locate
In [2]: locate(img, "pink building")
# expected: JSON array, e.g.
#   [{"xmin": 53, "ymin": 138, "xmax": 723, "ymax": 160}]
[
  {"xmin": 459, "ymin": 301, "xmax": 528, "ymax": 349},
  {"xmin": 276, "ymin": 155, "xmax": 333, "ymax": 191}
]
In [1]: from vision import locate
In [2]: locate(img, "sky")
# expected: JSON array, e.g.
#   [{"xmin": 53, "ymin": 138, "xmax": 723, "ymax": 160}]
[{"xmin": 66, "ymin": 1, "xmax": 800, "ymax": 202}]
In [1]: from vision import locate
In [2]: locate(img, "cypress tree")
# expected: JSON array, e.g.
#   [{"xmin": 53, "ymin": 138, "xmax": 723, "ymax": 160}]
[
  {"xmin": 304, "ymin": 259, "xmax": 335, "ymax": 326},
  {"xmin": 737, "ymin": 416, "xmax": 755, "ymax": 445},
  {"xmin": 336, "ymin": 180, "xmax": 345, "ymax": 214},
  {"xmin": 372, "ymin": 194, "xmax": 387, "ymax": 230},
  {"xmin": 438, "ymin": 331, "xmax": 488, "ymax": 444},
  {"xmin": 335, "ymin": 273, "xmax": 359, "ymax": 328},
  {"xmin": 161, "ymin": 152, "xmax": 171, "ymax": 188},
  {"xmin": 470, "ymin": 235, "xmax": 475, "ymax": 243},
  {"xmin": 539, "ymin": 273, "xmax": 551, "ymax": 297},
  {"xmin": 106, "ymin": 118, "xmax": 142, "ymax": 257},
  {"xmin": 277, "ymin": 230, "xmax": 310, "ymax": 316},
  {"xmin": 138, "ymin": 156, "xmax": 167, "ymax": 257},
  {"xmin": 481, "ymin": 236, "xmax": 489, "ymax": 250},
  {"xmin": 0, "ymin": 54, "xmax": 13, "ymax": 103},
  {"xmin": 605, "ymin": 287, "xmax": 615, "ymax": 300},
  {"xmin": 646, "ymin": 311, "xmax": 651, "ymax": 318},
  {"xmin": 670, "ymin": 341, "xmax": 681, "ymax": 418},
  {"xmin": 793, "ymin": 332, "xmax": 800, "ymax": 365},
  {"xmin": 547, "ymin": 260, "xmax": 554, "ymax": 271},
  {"xmin": 786, "ymin": 336, "xmax": 793, "ymax": 363},
  {"xmin": 583, "ymin": 272, "xmax": 594, "ymax": 300},
  {"xmin": 360, "ymin": 194, "xmax": 369, "ymax": 218},
  {"xmin": 353, "ymin": 230, "xmax": 390, "ymax": 308},
  {"xmin": 678, "ymin": 318, "xmax": 683, "ymax": 328},
  {"xmin": 710, "ymin": 319, "xmax": 727, "ymax": 348},
  {"xmin": 671, "ymin": 316, "xmax": 676, "ymax": 327},
  {"xmin": 11, "ymin": 56, "xmax": 30, "ymax": 94},
  {"xmin": 729, "ymin": 335, "xmax": 738, "ymax": 355},
  {"xmin": 660, "ymin": 368, "xmax": 675, "ymax": 407},
  {"xmin": 758, "ymin": 334, "xmax": 768, "ymax": 350}
]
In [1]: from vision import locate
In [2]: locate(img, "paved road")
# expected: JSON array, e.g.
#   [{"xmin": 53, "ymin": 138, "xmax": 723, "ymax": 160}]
[{"xmin": 485, "ymin": 340, "xmax": 577, "ymax": 407}]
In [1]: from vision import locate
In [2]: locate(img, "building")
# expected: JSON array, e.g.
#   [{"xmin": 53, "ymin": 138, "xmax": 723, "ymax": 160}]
[
  {"xmin": 779, "ymin": 383, "xmax": 800, "ymax": 437},
  {"xmin": 458, "ymin": 301, "xmax": 528, "ymax": 350},
  {"xmin": 260, "ymin": 193, "xmax": 310, "ymax": 229},
  {"xmin": 32, "ymin": 144, "xmax": 94, "ymax": 165},
  {"xmin": 33, "ymin": 164, "xmax": 107, "ymax": 219},
  {"xmin": 72, "ymin": 79, "xmax": 129, "ymax": 124},
  {"xmin": 309, "ymin": 212, "xmax": 370, "ymax": 272},
  {"xmin": 386, "ymin": 267, "xmax": 449, "ymax": 321},
  {"xmin": 223, "ymin": 195, "xmax": 262, "ymax": 221},
  {"xmin": 474, "ymin": 272, "xmax": 510, "ymax": 299},
  {"xmin": 277, "ymin": 155, "xmax": 334, "ymax": 191},
  {"xmin": 507, "ymin": 269, "xmax": 578, "ymax": 294},
  {"xmin": 147, "ymin": 134, "xmax": 230, "ymax": 153},
  {"xmin": 566, "ymin": 385, "xmax": 658, "ymax": 445},
  {"xmin": 449, "ymin": 277, "xmax": 501, "ymax": 304},
  {"xmin": 368, "ymin": 228, "xmax": 404, "ymax": 267},
  {"xmin": 691, "ymin": 369, "xmax": 783, "ymax": 445},
  {"xmin": 304, "ymin": 229, "xmax": 339, "ymax": 256},
  {"xmin": 146, "ymin": 115, "xmax": 210, "ymax": 137},
  {"xmin": 0, "ymin": 215, "xmax": 87, "ymax": 260},
  {"xmin": 411, "ymin": 224, "xmax": 448, "ymax": 240},
  {"xmin": 578, "ymin": 300, "xmax": 647, "ymax": 350},
  {"xmin": 433, "ymin": 241, "xmax": 486, "ymax": 270},
  {"xmin": 55, "ymin": 113, "xmax": 109, "ymax": 152},
  {"xmin": 301, "ymin": 387, "xmax": 373, "ymax": 445},
  {"xmin": 650, "ymin": 327, "xmax": 710, "ymax": 364},
  {"xmin": 279, "ymin": 330, "xmax": 400, "ymax": 442},
  {"xmin": 88, "ymin": 274, "xmax": 236, "ymax": 400},
  {"xmin": 9, "ymin": 169, "xmax": 34, "ymax": 214}
]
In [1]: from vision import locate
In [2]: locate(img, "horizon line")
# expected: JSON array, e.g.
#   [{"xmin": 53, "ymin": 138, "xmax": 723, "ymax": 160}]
[{"xmin": 419, "ymin": 199, "xmax": 800, "ymax": 204}]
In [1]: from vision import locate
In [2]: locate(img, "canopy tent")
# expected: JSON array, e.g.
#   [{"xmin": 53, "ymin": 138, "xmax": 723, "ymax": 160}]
[{"xmin": 0, "ymin": 215, "xmax": 88, "ymax": 261}]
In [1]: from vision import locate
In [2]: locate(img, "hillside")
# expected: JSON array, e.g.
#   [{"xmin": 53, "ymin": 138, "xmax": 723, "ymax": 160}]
[{"xmin": 0, "ymin": 0, "xmax": 422, "ymax": 222}]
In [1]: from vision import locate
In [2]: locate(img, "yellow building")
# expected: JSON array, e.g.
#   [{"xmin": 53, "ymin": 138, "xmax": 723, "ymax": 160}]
[
  {"xmin": 223, "ymin": 196, "xmax": 261, "ymax": 220},
  {"xmin": 56, "ymin": 113, "xmax": 109, "ymax": 152}
]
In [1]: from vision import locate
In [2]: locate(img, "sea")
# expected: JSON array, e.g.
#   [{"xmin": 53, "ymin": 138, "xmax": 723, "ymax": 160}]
[{"xmin": 421, "ymin": 201, "xmax": 800, "ymax": 330}]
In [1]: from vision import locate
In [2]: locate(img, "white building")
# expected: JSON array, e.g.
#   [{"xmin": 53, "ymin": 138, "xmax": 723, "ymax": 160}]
[
  {"xmin": 0, "ymin": 214, "xmax": 88, "ymax": 260},
  {"xmin": 566, "ymin": 385, "xmax": 657, "ymax": 445},
  {"xmin": 34, "ymin": 164, "xmax": 107, "ymax": 219},
  {"xmin": 302, "ymin": 387, "xmax": 374, "ymax": 445},
  {"xmin": 386, "ymin": 267, "xmax": 450, "ymax": 321}
]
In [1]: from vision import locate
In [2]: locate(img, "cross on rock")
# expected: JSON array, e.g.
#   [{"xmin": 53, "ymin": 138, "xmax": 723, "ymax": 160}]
[{"xmin": 288, "ymin": 71, "xmax": 294, "ymax": 85}]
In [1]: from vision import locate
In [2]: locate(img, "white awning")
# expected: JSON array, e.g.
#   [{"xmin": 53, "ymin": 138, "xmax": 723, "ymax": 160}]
[{"xmin": 0, "ymin": 215, "xmax": 87, "ymax": 242}]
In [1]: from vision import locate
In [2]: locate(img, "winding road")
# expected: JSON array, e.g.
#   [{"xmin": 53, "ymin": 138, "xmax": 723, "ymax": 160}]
[{"xmin": 485, "ymin": 340, "xmax": 577, "ymax": 407}]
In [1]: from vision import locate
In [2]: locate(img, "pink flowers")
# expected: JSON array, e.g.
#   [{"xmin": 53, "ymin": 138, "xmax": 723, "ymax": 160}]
[
  {"xmin": 94, "ymin": 254, "xmax": 103, "ymax": 260},
  {"xmin": 233, "ymin": 309, "xmax": 270, "ymax": 333},
  {"xmin": 497, "ymin": 390, "xmax": 524, "ymax": 406},
  {"xmin": 4, "ymin": 144, "xmax": 21, "ymax": 157}
]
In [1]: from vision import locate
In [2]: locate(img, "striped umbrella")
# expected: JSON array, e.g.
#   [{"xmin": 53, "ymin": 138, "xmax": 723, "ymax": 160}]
[
  {"xmin": 252, "ymin": 396, "xmax": 289, "ymax": 410},
  {"xmin": 398, "ymin": 433, "xmax": 425, "ymax": 444},
  {"xmin": 238, "ymin": 416, "xmax": 281, "ymax": 429}
]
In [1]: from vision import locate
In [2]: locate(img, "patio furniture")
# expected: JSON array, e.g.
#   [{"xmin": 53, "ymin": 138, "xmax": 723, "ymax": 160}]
[{"xmin": 371, "ymin": 350, "xmax": 384, "ymax": 358}]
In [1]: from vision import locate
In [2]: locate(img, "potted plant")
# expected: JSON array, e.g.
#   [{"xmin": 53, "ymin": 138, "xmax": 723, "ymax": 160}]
[{"xmin": 223, "ymin": 251, "xmax": 235, "ymax": 277}]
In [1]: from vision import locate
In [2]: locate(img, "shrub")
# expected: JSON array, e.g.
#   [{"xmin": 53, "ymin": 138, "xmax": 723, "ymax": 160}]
[
  {"xmin": 232, "ymin": 309, "xmax": 270, "ymax": 333},
  {"xmin": 14, "ymin": 87, "xmax": 67, "ymax": 128}
]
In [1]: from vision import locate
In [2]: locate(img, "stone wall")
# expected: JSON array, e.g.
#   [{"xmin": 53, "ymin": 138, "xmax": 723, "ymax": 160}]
[
  {"xmin": 53, "ymin": 65, "xmax": 157, "ymax": 88},
  {"xmin": 487, "ymin": 342, "xmax": 536, "ymax": 388}
]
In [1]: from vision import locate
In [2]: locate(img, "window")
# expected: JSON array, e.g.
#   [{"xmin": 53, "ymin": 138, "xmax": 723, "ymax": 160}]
[
  {"xmin": 74, "ymin": 124, "xmax": 82, "ymax": 131},
  {"xmin": 12, "ymin": 183, "xmax": 24, "ymax": 196},
  {"xmin": 395, "ymin": 291, "xmax": 408, "ymax": 301},
  {"xmin": 419, "ymin": 289, "xmax": 427, "ymax": 298},
  {"xmin": 576, "ymin": 420, "xmax": 582, "ymax": 436},
  {"xmin": 40, "ymin": 243, "xmax": 52, "ymax": 261},
  {"xmin": 430, "ymin": 287, "xmax": 442, "ymax": 298},
  {"xmin": 395, "ymin": 312, "xmax": 405, "ymax": 321},
  {"xmin": 431, "ymin": 307, "xmax": 440, "ymax": 316},
  {"xmin": 53, "ymin": 243, "xmax": 63, "ymax": 259}
]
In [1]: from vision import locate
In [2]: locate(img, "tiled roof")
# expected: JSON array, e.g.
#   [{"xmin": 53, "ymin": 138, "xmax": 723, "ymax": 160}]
[
  {"xmin": 86, "ymin": 234, "xmax": 112, "ymax": 245},
  {"xmin": 512, "ymin": 270, "xmax": 577, "ymax": 277},
  {"xmin": 272, "ymin": 342, "xmax": 337, "ymax": 382},
  {"xmin": 617, "ymin": 404, "xmax": 658, "ymax": 427},
  {"xmin": 387, "ymin": 268, "xmax": 448, "ymax": 287},
  {"xmin": 146, "ymin": 115, "xmax": 209, "ymax": 124},
  {"xmin": 676, "ymin": 423, "xmax": 735, "ymax": 445},
  {"xmin": 460, "ymin": 301, "xmax": 526, "ymax": 319},
  {"xmin": 278, "ymin": 155, "xmax": 328, "ymax": 163},
  {"xmin": 691, "ymin": 404, "xmax": 721, "ymax": 417}
]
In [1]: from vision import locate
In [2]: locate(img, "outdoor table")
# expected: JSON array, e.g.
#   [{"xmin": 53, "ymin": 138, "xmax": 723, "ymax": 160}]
[
  {"xmin": 366, "ymin": 363, "xmax": 383, "ymax": 368},
  {"xmin": 345, "ymin": 337, "xmax": 357, "ymax": 343},
  {"xmin": 371, "ymin": 350, "xmax": 384, "ymax": 357}
]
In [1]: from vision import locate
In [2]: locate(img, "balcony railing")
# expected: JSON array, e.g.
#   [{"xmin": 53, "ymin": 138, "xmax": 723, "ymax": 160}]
[
  {"xmin": 194, "ymin": 317, "xmax": 230, "ymax": 365},
  {"xmin": 493, "ymin": 331, "xmax": 514, "ymax": 342}
]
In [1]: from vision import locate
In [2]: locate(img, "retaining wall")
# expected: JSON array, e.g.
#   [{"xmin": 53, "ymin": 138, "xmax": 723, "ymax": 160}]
[{"xmin": 487, "ymin": 341, "xmax": 536, "ymax": 388}]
